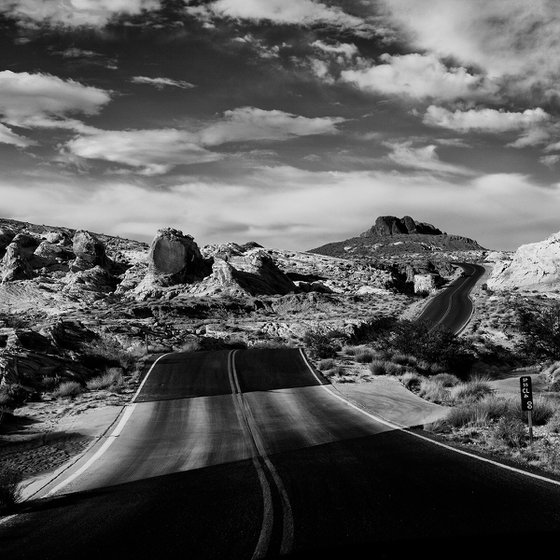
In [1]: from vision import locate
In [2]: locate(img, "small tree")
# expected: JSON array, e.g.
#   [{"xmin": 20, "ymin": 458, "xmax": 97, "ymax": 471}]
[{"xmin": 517, "ymin": 303, "xmax": 560, "ymax": 360}]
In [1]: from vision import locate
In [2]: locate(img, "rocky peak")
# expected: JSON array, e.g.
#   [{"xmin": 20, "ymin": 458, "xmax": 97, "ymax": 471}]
[
  {"xmin": 361, "ymin": 216, "xmax": 443, "ymax": 237},
  {"xmin": 1, "ymin": 233, "xmax": 40, "ymax": 282}
]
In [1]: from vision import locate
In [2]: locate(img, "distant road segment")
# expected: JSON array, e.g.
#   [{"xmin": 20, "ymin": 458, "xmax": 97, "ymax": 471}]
[{"xmin": 415, "ymin": 262, "xmax": 485, "ymax": 333}]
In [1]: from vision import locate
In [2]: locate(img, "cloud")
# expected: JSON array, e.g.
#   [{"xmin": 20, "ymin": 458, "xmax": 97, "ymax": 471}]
[
  {"xmin": 423, "ymin": 106, "xmax": 550, "ymax": 132},
  {"xmin": 311, "ymin": 41, "xmax": 358, "ymax": 60},
  {"xmin": 340, "ymin": 53, "xmax": 492, "ymax": 101},
  {"xmin": 385, "ymin": 141, "xmax": 474, "ymax": 176},
  {"xmin": 540, "ymin": 155, "xmax": 560, "ymax": 168},
  {"xmin": 198, "ymin": 107, "xmax": 344, "ymax": 146},
  {"xmin": 0, "ymin": 71, "xmax": 110, "ymax": 121},
  {"xmin": 63, "ymin": 107, "xmax": 344, "ymax": 174},
  {"xmin": 378, "ymin": 0, "xmax": 560, "ymax": 101},
  {"xmin": 2, "ymin": 0, "xmax": 161, "ymax": 27},
  {"xmin": 196, "ymin": 0, "xmax": 366, "ymax": 30},
  {"xmin": 0, "ymin": 123, "xmax": 33, "ymax": 147},
  {"xmin": 64, "ymin": 129, "xmax": 221, "ymax": 176},
  {"xmin": 1, "ymin": 167, "xmax": 558, "ymax": 251},
  {"xmin": 131, "ymin": 76, "xmax": 196, "ymax": 89}
]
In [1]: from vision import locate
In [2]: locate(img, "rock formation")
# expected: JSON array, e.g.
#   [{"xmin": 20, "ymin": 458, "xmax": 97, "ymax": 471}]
[
  {"xmin": 71, "ymin": 230, "xmax": 108, "ymax": 272},
  {"xmin": 487, "ymin": 231, "xmax": 560, "ymax": 291},
  {"xmin": 1, "ymin": 233, "xmax": 39, "ymax": 282},
  {"xmin": 360, "ymin": 216, "xmax": 443, "ymax": 237}
]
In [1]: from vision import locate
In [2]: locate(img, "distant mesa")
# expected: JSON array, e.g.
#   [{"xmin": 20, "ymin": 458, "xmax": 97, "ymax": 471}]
[
  {"xmin": 361, "ymin": 216, "xmax": 443, "ymax": 237},
  {"xmin": 310, "ymin": 214, "xmax": 484, "ymax": 258}
]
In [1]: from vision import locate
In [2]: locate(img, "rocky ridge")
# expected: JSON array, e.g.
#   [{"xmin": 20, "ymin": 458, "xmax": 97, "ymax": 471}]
[{"xmin": 487, "ymin": 231, "xmax": 560, "ymax": 292}]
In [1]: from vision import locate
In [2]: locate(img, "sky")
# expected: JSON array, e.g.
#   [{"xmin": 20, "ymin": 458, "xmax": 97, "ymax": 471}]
[{"xmin": 0, "ymin": 0, "xmax": 559, "ymax": 251}]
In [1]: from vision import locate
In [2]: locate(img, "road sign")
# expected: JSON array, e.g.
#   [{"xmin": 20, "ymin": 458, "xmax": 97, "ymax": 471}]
[
  {"xmin": 520, "ymin": 376, "xmax": 534, "ymax": 444},
  {"xmin": 520, "ymin": 376, "xmax": 533, "ymax": 411}
]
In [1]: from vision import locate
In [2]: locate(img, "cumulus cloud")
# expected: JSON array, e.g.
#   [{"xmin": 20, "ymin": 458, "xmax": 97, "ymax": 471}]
[
  {"xmin": 2, "ymin": 0, "xmax": 161, "ymax": 27},
  {"xmin": 199, "ymin": 107, "xmax": 343, "ymax": 146},
  {"xmin": 0, "ymin": 71, "xmax": 110, "ymax": 121},
  {"xmin": 340, "ymin": 53, "xmax": 492, "ymax": 101},
  {"xmin": 195, "ymin": 0, "xmax": 366, "ymax": 30},
  {"xmin": 423, "ymin": 106, "xmax": 550, "ymax": 132},
  {"xmin": 0, "ymin": 123, "xmax": 33, "ymax": 147},
  {"xmin": 63, "ymin": 107, "xmax": 343, "ymax": 174},
  {"xmin": 131, "ymin": 76, "xmax": 196, "ymax": 89},
  {"xmin": 64, "ymin": 129, "xmax": 220, "ymax": 176},
  {"xmin": 385, "ymin": 141, "xmax": 473, "ymax": 176},
  {"xmin": 378, "ymin": 0, "xmax": 560, "ymax": 100}
]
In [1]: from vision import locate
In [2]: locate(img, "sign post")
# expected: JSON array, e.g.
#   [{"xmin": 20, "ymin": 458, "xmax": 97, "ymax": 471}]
[{"xmin": 520, "ymin": 376, "xmax": 533, "ymax": 444}]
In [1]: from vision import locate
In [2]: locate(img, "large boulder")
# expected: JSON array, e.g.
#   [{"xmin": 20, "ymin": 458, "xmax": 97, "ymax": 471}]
[
  {"xmin": 487, "ymin": 231, "xmax": 560, "ymax": 291},
  {"xmin": 71, "ymin": 230, "xmax": 108, "ymax": 271},
  {"xmin": 148, "ymin": 228, "xmax": 208, "ymax": 285},
  {"xmin": 1, "ymin": 233, "xmax": 39, "ymax": 282}
]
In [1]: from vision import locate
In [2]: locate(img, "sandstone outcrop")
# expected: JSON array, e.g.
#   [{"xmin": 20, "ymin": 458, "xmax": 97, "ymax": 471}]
[
  {"xmin": 71, "ymin": 230, "xmax": 108, "ymax": 272},
  {"xmin": 360, "ymin": 216, "xmax": 443, "ymax": 237},
  {"xmin": 1, "ymin": 233, "xmax": 39, "ymax": 282},
  {"xmin": 147, "ymin": 228, "xmax": 209, "ymax": 285},
  {"xmin": 487, "ymin": 231, "xmax": 560, "ymax": 291}
]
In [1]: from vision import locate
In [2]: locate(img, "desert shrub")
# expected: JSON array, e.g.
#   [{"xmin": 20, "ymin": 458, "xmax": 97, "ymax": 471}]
[
  {"xmin": 418, "ymin": 378, "xmax": 451, "ymax": 404},
  {"xmin": 489, "ymin": 417, "xmax": 527, "ymax": 448},
  {"xmin": 0, "ymin": 383, "xmax": 29, "ymax": 409},
  {"xmin": 392, "ymin": 321, "xmax": 476, "ymax": 377},
  {"xmin": 53, "ymin": 381, "xmax": 83, "ymax": 399},
  {"xmin": 86, "ymin": 368, "xmax": 124, "ymax": 391},
  {"xmin": 384, "ymin": 362, "xmax": 404, "ymax": 376},
  {"xmin": 516, "ymin": 302, "xmax": 560, "ymax": 359},
  {"xmin": 431, "ymin": 373, "xmax": 460, "ymax": 387},
  {"xmin": 342, "ymin": 346, "xmax": 360, "ymax": 356},
  {"xmin": 451, "ymin": 380, "xmax": 494, "ymax": 405},
  {"xmin": 302, "ymin": 330, "xmax": 340, "ymax": 359},
  {"xmin": 370, "ymin": 360, "xmax": 388, "ymax": 376},
  {"xmin": 391, "ymin": 352, "xmax": 418, "ymax": 367},
  {"xmin": 547, "ymin": 409, "xmax": 560, "ymax": 433},
  {"xmin": 350, "ymin": 315, "xmax": 397, "ymax": 344},
  {"xmin": 400, "ymin": 372, "xmax": 422, "ymax": 392},
  {"xmin": 318, "ymin": 358, "xmax": 335, "ymax": 371},
  {"xmin": 445, "ymin": 405, "xmax": 479, "ymax": 428},
  {"xmin": 0, "ymin": 466, "xmax": 21, "ymax": 514},
  {"xmin": 530, "ymin": 396, "xmax": 559, "ymax": 425},
  {"xmin": 355, "ymin": 350, "xmax": 375, "ymax": 363}
]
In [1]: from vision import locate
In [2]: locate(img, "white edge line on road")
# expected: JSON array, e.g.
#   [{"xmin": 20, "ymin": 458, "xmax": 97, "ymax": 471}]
[
  {"xmin": 299, "ymin": 348, "xmax": 560, "ymax": 488},
  {"xmin": 43, "ymin": 353, "xmax": 171, "ymax": 498}
]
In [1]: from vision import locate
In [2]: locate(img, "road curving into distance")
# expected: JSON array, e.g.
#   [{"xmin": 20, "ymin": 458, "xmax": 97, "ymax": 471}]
[
  {"xmin": 3, "ymin": 347, "xmax": 560, "ymax": 559},
  {"xmin": 415, "ymin": 262, "xmax": 486, "ymax": 334}
]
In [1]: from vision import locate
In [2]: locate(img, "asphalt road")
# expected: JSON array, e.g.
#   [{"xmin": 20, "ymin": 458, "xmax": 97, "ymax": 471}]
[
  {"xmin": 3, "ymin": 348, "xmax": 560, "ymax": 559},
  {"xmin": 415, "ymin": 262, "xmax": 486, "ymax": 333}
]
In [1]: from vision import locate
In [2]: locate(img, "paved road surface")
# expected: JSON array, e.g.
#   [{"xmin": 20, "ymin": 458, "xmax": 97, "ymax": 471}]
[
  {"xmin": 2, "ymin": 348, "xmax": 560, "ymax": 559},
  {"xmin": 415, "ymin": 262, "xmax": 485, "ymax": 333}
]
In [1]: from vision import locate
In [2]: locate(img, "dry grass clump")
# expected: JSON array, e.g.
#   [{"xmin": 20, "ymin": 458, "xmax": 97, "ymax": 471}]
[
  {"xmin": 418, "ymin": 379, "xmax": 451, "ymax": 404},
  {"xmin": 431, "ymin": 373, "xmax": 461, "ymax": 387},
  {"xmin": 86, "ymin": 368, "xmax": 124, "ymax": 391},
  {"xmin": 53, "ymin": 381, "xmax": 83, "ymax": 399},
  {"xmin": 489, "ymin": 417, "xmax": 527, "ymax": 448},
  {"xmin": 0, "ymin": 466, "xmax": 21, "ymax": 514},
  {"xmin": 391, "ymin": 352, "xmax": 418, "ymax": 367},
  {"xmin": 355, "ymin": 350, "xmax": 375, "ymax": 363},
  {"xmin": 369, "ymin": 360, "xmax": 403, "ymax": 376},
  {"xmin": 318, "ymin": 358, "xmax": 335, "ymax": 371},
  {"xmin": 450, "ymin": 379, "xmax": 494, "ymax": 405}
]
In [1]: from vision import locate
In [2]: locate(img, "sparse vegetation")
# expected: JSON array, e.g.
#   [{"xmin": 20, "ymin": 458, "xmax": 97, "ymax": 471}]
[
  {"xmin": 53, "ymin": 381, "xmax": 83, "ymax": 399},
  {"xmin": 0, "ymin": 466, "xmax": 21, "ymax": 514},
  {"xmin": 86, "ymin": 368, "xmax": 124, "ymax": 391}
]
